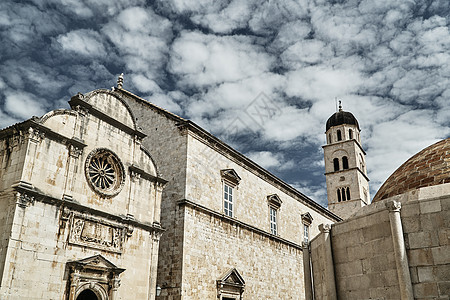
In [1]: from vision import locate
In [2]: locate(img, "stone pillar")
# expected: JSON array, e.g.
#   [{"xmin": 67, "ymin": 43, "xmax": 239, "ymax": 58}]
[
  {"xmin": 148, "ymin": 230, "xmax": 162, "ymax": 299},
  {"xmin": 386, "ymin": 201, "xmax": 413, "ymax": 300},
  {"xmin": 302, "ymin": 242, "xmax": 313, "ymax": 300},
  {"xmin": 319, "ymin": 224, "xmax": 337, "ymax": 300},
  {"xmin": 110, "ymin": 275, "xmax": 121, "ymax": 300},
  {"xmin": 69, "ymin": 269, "xmax": 80, "ymax": 300}
]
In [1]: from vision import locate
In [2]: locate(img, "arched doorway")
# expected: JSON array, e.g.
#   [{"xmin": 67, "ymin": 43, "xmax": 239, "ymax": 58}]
[{"xmin": 76, "ymin": 289, "xmax": 98, "ymax": 300}]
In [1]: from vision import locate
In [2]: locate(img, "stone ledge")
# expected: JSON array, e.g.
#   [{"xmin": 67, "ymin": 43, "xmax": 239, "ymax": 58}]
[
  {"xmin": 177, "ymin": 198, "xmax": 303, "ymax": 251},
  {"xmin": 12, "ymin": 185, "xmax": 164, "ymax": 234}
]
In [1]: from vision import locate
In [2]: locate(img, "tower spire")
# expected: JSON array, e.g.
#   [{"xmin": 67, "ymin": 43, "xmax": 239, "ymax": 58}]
[{"xmin": 338, "ymin": 100, "xmax": 342, "ymax": 111}]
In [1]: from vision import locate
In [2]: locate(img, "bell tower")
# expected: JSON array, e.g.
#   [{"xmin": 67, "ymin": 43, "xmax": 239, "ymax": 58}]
[{"xmin": 323, "ymin": 102, "xmax": 370, "ymax": 219}]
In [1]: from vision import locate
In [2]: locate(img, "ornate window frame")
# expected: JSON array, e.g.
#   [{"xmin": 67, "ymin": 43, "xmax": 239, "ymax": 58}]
[
  {"xmin": 221, "ymin": 169, "xmax": 241, "ymax": 218},
  {"xmin": 267, "ymin": 194, "xmax": 282, "ymax": 235}
]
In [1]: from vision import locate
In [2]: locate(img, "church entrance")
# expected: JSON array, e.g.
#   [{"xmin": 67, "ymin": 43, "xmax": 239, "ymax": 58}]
[{"xmin": 76, "ymin": 289, "xmax": 98, "ymax": 300}]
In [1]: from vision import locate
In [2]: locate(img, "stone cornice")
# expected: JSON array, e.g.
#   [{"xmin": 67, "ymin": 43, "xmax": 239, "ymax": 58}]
[
  {"xmin": 177, "ymin": 199, "xmax": 303, "ymax": 251},
  {"xmin": 13, "ymin": 184, "xmax": 164, "ymax": 234},
  {"xmin": 0, "ymin": 119, "xmax": 87, "ymax": 150},
  {"xmin": 322, "ymin": 138, "xmax": 367, "ymax": 155},
  {"xmin": 129, "ymin": 165, "xmax": 168, "ymax": 185},
  {"xmin": 324, "ymin": 166, "xmax": 370, "ymax": 182}
]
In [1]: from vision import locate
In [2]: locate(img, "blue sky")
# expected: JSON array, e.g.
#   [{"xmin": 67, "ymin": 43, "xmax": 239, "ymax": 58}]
[{"xmin": 1, "ymin": 0, "xmax": 449, "ymax": 207}]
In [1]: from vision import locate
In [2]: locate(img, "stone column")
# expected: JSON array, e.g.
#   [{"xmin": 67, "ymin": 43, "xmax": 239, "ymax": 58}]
[
  {"xmin": 319, "ymin": 224, "xmax": 337, "ymax": 300},
  {"xmin": 386, "ymin": 201, "xmax": 413, "ymax": 300},
  {"xmin": 110, "ymin": 275, "xmax": 121, "ymax": 300},
  {"xmin": 302, "ymin": 242, "xmax": 313, "ymax": 300}
]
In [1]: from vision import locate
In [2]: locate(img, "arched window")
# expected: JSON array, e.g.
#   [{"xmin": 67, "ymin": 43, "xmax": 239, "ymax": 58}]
[
  {"xmin": 337, "ymin": 130, "xmax": 342, "ymax": 141},
  {"xmin": 349, "ymin": 129, "xmax": 353, "ymax": 139},
  {"xmin": 337, "ymin": 189, "xmax": 341, "ymax": 202},
  {"xmin": 346, "ymin": 187, "xmax": 351, "ymax": 200},
  {"xmin": 342, "ymin": 156, "xmax": 349, "ymax": 169},
  {"xmin": 328, "ymin": 133, "xmax": 332, "ymax": 144},
  {"xmin": 333, "ymin": 158, "xmax": 339, "ymax": 171}
]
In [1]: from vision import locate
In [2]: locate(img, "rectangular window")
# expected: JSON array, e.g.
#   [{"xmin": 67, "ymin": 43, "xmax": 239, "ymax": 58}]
[
  {"xmin": 224, "ymin": 183, "xmax": 233, "ymax": 217},
  {"xmin": 270, "ymin": 206, "xmax": 277, "ymax": 235},
  {"xmin": 304, "ymin": 224, "xmax": 309, "ymax": 243}
]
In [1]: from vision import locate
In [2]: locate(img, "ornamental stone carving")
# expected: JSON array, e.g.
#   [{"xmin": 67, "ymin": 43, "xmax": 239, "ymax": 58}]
[
  {"xmin": 85, "ymin": 148, "xmax": 125, "ymax": 197},
  {"xmin": 68, "ymin": 214, "xmax": 128, "ymax": 253}
]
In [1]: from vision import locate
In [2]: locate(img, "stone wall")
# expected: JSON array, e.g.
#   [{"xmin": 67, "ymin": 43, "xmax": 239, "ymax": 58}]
[
  {"xmin": 185, "ymin": 134, "xmax": 336, "ymax": 245},
  {"xmin": 181, "ymin": 204, "xmax": 305, "ymax": 299},
  {"xmin": 120, "ymin": 91, "xmax": 189, "ymax": 298},
  {"xmin": 310, "ymin": 184, "xmax": 450, "ymax": 299},
  {"xmin": 403, "ymin": 195, "xmax": 449, "ymax": 299}
]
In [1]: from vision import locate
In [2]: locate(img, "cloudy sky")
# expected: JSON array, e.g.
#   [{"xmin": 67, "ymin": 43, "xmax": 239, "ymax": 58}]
[{"xmin": 1, "ymin": 0, "xmax": 449, "ymax": 207}]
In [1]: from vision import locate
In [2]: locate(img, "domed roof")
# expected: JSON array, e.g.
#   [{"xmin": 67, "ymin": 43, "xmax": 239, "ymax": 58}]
[
  {"xmin": 373, "ymin": 138, "xmax": 450, "ymax": 202},
  {"xmin": 326, "ymin": 109, "xmax": 360, "ymax": 131}
]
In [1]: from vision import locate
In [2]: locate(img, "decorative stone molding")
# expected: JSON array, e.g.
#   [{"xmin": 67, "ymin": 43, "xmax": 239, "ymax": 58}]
[
  {"xmin": 319, "ymin": 223, "xmax": 331, "ymax": 233},
  {"xmin": 301, "ymin": 212, "xmax": 313, "ymax": 226},
  {"xmin": 220, "ymin": 169, "xmax": 241, "ymax": 186},
  {"xmin": 386, "ymin": 200, "xmax": 401, "ymax": 212},
  {"xmin": 267, "ymin": 194, "xmax": 282, "ymax": 208},
  {"xmin": 68, "ymin": 144, "xmax": 83, "ymax": 158},
  {"xmin": 217, "ymin": 268, "xmax": 245, "ymax": 300},
  {"xmin": 16, "ymin": 191, "xmax": 35, "ymax": 208},
  {"xmin": 67, "ymin": 213, "xmax": 129, "ymax": 253},
  {"xmin": 67, "ymin": 255, "xmax": 125, "ymax": 300}
]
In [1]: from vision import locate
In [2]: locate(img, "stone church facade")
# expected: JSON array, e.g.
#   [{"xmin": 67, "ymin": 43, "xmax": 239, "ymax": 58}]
[{"xmin": 0, "ymin": 90, "xmax": 166, "ymax": 299}]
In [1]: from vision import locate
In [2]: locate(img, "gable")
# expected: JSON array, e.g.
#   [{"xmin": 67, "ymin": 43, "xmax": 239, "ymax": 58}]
[
  {"xmin": 69, "ymin": 89, "xmax": 138, "ymax": 133},
  {"xmin": 217, "ymin": 268, "xmax": 245, "ymax": 286}
]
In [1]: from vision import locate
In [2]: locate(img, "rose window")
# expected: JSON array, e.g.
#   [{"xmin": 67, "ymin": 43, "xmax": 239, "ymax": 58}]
[{"xmin": 85, "ymin": 149, "xmax": 125, "ymax": 197}]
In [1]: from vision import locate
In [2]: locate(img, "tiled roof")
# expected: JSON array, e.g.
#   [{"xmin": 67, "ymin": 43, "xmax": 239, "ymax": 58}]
[{"xmin": 373, "ymin": 138, "xmax": 450, "ymax": 202}]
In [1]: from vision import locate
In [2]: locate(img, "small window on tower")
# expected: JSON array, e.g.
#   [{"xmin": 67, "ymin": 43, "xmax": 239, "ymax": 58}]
[
  {"xmin": 349, "ymin": 129, "xmax": 353, "ymax": 139},
  {"xmin": 328, "ymin": 133, "xmax": 332, "ymax": 144},
  {"xmin": 342, "ymin": 156, "xmax": 349, "ymax": 169},
  {"xmin": 337, "ymin": 130, "xmax": 342, "ymax": 141},
  {"xmin": 337, "ymin": 189, "xmax": 341, "ymax": 202},
  {"xmin": 333, "ymin": 158, "xmax": 340, "ymax": 171},
  {"xmin": 346, "ymin": 187, "xmax": 351, "ymax": 200}
]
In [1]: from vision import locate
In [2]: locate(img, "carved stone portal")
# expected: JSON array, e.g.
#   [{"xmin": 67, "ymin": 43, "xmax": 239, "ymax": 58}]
[{"xmin": 67, "ymin": 255, "xmax": 125, "ymax": 300}]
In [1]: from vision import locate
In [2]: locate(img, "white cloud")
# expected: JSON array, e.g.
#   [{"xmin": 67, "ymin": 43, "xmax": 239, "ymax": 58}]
[
  {"xmin": 4, "ymin": 91, "xmax": 47, "ymax": 119},
  {"xmin": 102, "ymin": 7, "xmax": 172, "ymax": 76},
  {"xmin": 56, "ymin": 29, "xmax": 106, "ymax": 57},
  {"xmin": 247, "ymin": 151, "xmax": 294, "ymax": 171},
  {"xmin": 169, "ymin": 31, "xmax": 274, "ymax": 88}
]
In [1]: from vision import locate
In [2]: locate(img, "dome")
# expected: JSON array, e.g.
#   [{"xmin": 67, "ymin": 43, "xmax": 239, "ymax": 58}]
[
  {"xmin": 373, "ymin": 138, "xmax": 450, "ymax": 202},
  {"xmin": 326, "ymin": 109, "xmax": 360, "ymax": 131}
]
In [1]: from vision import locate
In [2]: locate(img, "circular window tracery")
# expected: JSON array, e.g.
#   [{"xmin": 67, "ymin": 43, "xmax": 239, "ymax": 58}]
[{"xmin": 85, "ymin": 149, "xmax": 125, "ymax": 197}]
